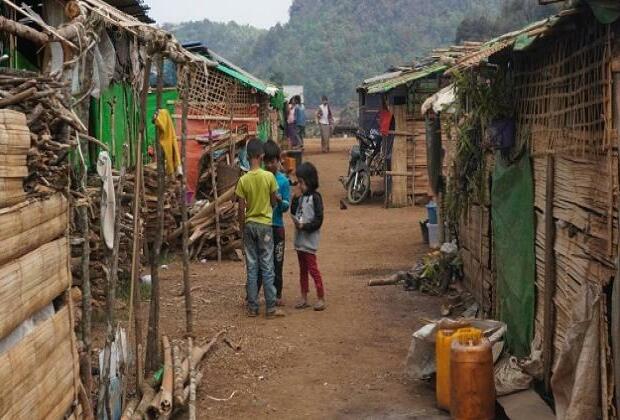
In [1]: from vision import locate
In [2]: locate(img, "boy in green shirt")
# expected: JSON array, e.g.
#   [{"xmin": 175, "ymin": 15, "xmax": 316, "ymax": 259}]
[{"xmin": 236, "ymin": 139, "xmax": 285, "ymax": 318}]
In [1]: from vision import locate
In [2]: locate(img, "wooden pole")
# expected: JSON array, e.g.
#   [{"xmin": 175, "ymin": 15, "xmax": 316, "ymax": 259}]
[
  {"xmin": 147, "ymin": 53, "xmax": 165, "ymax": 373},
  {"xmin": 128, "ymin": 55, "xmax": 153, "ymax": 394},
  {"xmin": 210, "ymin": 152, "xmax": 222, "ymax": 262},
  {"xmin": 611, "ymin": 69, "xmax": 620, "ymax": 417},
  {"xmin": 79, "ymin": 202, "xmax": 92, "ymax": 392},
  {"xmin": 542, "ymin": 153, "xmax": 556, "ymax": 392},
  {"xmin": 180, "ymin": 70, "xmax": 193, "ymax": 334},
  {"xmin": 110, "ymin": 146, "xmax": 127, "ymax": 327},
  {"xmin": 188, "ymin": 337, "xmax": 196, "ymax": 420}
]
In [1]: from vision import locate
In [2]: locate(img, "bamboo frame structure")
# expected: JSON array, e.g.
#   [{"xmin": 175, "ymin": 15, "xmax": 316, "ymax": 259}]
[
  {"xmin": 146, "ymin": 54, "xmax": 165, "ymax": 374},
  {"xmin": 180, "ymin": 69, "xmax": 194, "ymax": 334}
]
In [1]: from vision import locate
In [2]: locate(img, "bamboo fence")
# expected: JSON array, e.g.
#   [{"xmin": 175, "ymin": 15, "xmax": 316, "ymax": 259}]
[
  {"xmin": 0, "ymin": 307, "xmax": 79, "ymax": 419},
  {"xmin": 0, "ymin": 237, "xmax": 70, "ymax": 340},
  {"xmin": 0, "ymin": 194, "xmax": 68, "ymax": 267}
]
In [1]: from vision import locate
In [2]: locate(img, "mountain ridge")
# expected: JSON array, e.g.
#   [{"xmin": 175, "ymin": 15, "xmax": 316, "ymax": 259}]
[{"xmin": 166, "ymin": 0, "xmax": 560, "ymax": 107}]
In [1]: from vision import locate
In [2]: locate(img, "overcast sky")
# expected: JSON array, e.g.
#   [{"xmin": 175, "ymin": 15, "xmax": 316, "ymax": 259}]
[{"xmin": 145, "ymin": 0, "xmax": 293, "ymax": 28}]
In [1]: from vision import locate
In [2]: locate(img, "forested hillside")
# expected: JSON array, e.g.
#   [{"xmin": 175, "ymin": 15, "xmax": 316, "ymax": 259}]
[
  {"xmin": 162, "ymin": 20, "xmax": 264, "ymax": 63},
  {"xmin": 167, "ymin": 0, "xmax": 560, "ymax": 106}
]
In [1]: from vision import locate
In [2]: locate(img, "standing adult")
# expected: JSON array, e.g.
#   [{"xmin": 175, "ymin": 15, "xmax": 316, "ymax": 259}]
[
  {"xmin": 294, "ymin": 95, "xmax": 307, "ymax": 149},
  {"xmin": 317, "ymin": 95, "xmax": 334, "ymax": 153},
  {"xmin": 287, "ymin": 98, "xmax": 300, "ymax": 149}
]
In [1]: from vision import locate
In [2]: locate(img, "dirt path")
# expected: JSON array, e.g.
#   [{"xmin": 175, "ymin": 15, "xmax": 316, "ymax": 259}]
[{"xmin": 159, "ymin": 138, "xmax": 448, "ymax": 419}]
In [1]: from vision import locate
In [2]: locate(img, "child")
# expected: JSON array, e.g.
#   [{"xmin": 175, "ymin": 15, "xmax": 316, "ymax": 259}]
[
  {"xmin": 291, "ymin": 162, "xmax": 326, "ymax": 311},
  {"xmin": 236, "ymin": 139, "xmax": 285, "ymax": 318},
  {"xmin": 257, "ymin": 140, "xmax": 291, "ymax": 305}
]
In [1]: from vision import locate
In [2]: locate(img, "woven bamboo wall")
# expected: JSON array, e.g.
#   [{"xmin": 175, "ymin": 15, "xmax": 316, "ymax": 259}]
[
  {"xmin": 459, "ymin": 201, "xmax": 494, "ymax": 316},
  {"xmin": 0, "ymin": 307, "xmax": 78, "ymax": 419},
  {"xmin": 0, "ymin": 193, "xmax": 78, "ymax": 419},
  {"xmin": 392, "ymin": 105, "xmax": 413, "ymax": 206},
  {"xmin": 412, "ymin": 120, "xmax": 431, "ymax": 205},
  {"xmin": 512, "ymin": 22, "xmax": 616, "ymax": 365},
  {"xmin": 179, "ymin": 65, "xmax": 260, "ymax": 120},
  {"xmin": 0, "ymin": 110, "xmax": 29, "ymax": 207},
  {"xmin": 389, "ymin": 106, "xmax": 431, "ymax": 207}
]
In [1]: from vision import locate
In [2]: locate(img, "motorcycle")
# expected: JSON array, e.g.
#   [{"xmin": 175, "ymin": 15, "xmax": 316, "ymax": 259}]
[{"xmin": 342, "ymin": 128, "xmax": 384, "ymax": 204}]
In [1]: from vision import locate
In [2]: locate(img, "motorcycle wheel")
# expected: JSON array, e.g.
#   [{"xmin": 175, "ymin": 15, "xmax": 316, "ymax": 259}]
[{"xmin": 347, "ymin": 171, "xmax": 370, "ymax": 204}]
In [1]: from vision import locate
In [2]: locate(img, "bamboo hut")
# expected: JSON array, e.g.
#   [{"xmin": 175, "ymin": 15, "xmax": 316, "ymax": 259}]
[
  {"xmin": 444, "ymin": 4, "xmax": 620, "ymax": 416},
  {"xmin": 357, "ymin": 43, "xmax": 481, "ymax": 208},
  {"xmin": 0, "ymin": 0, "xmax": 208, "ymax": 417}
]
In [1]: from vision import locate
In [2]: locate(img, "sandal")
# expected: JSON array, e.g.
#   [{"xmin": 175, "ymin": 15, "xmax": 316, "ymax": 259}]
[
  {"xmin": 314, "ymin": 299, "xmax": 326, "ymax": 311},
  {"xmin": 295, "ymin": 301, "xmax": 310, "ymax": 309},
  {"xmin": 266, "ymin": 308, "xmax": 286, "ymax": 318}
]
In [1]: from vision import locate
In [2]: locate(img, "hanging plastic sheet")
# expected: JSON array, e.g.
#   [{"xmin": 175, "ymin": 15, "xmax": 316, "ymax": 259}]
[
  {"xmin": 551, "ymin": 282, "xmax": 602, "ymax": 419},
  {"xmin": 585, "ymin": 0, "xmax": 620, "ymax": 24},
  {"xmin": 491, "ymin": 152, "xmax": 536, "ymax": 357},
  {"xmin": 91, "ymin": 30, "xmax": 116, "ymax": 98}
]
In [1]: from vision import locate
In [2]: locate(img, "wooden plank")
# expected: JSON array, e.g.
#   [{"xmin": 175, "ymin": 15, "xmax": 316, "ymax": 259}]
[{"xmin": 498, "ymin": 390, "xmax": 555, "ymax": 420}]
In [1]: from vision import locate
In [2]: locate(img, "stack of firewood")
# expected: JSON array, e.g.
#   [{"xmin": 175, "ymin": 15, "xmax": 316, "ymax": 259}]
[
  {"xmin": 169, "ymin": 186, "xmax": 242, "ymax": 261},
  {"xmin": 71, "ymin": 176, "xmax": 135, "ymax": 307},
  {"xmin": 121, "ymin": 331, "xmax": 234, "ymax": 419},
  {"xmin": 142, "ymin": 164, "xmax": 180, "ymax": 244},
  {"xmin": 70, "ymin": 165, "xmax": 181, "ymax": 307},
  {"xmin": 0, "ymin": 68, "xmax": 83, "ymax": 196},
  {"xmin": 195, "ymin": 155, "xmax": 240, "ymax": 201}
]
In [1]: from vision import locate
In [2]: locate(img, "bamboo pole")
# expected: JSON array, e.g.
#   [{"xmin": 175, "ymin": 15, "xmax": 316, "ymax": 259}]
[
  {"xmin": 188, "ymin": 337, "xmax": 196, "ymax": 420},
  {"xmin": 210, "ymin": 153, "xmax": 222, "ymax": 262},
  {"xmin": 128, "ymin": 55, "xmax": 153, "ymax": 394},
  {"xmin": 110, "ymin": 146, "xmax": 127, "ymax": 327},
  {"xmin": 159, "ymin": 336, "xmax": 173, "ymax": 416},
  {"xmin": 611, "ymin": 69, "xmax": 620, "ymax": 418},
  {"xmin": 180, "ymin": 70, "xmax": 193, "ymax": 334},
  {"xmin": 146, "ymin": 54, "xmax": 165, "ymax": 373},
  {"xmin": 542, "ymin": 153, "xmax": 556, "ymax": 392},
  {"xmin": 173, "ymin": 344, "xmax": 184, "ymax": 406}
]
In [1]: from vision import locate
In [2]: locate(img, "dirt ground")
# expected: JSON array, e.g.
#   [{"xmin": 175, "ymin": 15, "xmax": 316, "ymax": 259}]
[{"xmin": 158, "ymin": 138, "xmax": 450, "ymax": 419}]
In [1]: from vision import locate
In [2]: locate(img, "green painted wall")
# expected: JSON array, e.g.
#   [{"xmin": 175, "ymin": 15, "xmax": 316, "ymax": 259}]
[{"xmin": 90, "ymin": 82, "xmax": 140, "ymax": 168}]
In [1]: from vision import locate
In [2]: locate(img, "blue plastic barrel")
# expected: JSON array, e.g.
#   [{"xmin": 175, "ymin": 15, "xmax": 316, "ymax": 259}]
[{"xmin": 426, "ymin": 201, "xmax": 438, "ymax": 225}]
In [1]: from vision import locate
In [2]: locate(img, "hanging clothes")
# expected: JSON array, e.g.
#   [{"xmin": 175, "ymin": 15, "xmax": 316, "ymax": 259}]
[
  {"xmin": 154, "ymin": 109, "xmax": 182, "ymax": 175},
  {"xmin": 97, "ymin": 151, "xmax": 115, "ymax": 249}
]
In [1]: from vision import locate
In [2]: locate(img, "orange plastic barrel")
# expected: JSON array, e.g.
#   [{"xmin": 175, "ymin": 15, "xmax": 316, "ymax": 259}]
[
  {"xmin": 436, "ymin": 328, "xmax": 481, "ymax": 411},
  {"xmin": 450, "ymin": 331, "xmax": 495, "ymax": 420}
]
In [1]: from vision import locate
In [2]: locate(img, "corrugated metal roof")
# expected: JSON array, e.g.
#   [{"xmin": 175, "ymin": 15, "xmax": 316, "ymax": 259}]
[
  {"xmin": 105, "ymin": 0, "xmax": 153, "ymax": 23},
  {"xmin": 360, "ymin": 62, "xmax": 447, "ymax": 94}
]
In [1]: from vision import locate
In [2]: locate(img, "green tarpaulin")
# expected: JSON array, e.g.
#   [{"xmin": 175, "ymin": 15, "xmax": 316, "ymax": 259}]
[
  {"xmin": 492, "ymin": 153, "xmax": 536, "ymax": 357},
  {"xmin": 585, "ymin": 0, "xmax": 620, "ymax": 24}
]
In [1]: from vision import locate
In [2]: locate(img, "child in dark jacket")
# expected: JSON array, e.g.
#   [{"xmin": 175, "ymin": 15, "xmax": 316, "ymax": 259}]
[{"xmin": 291, "ymin": 162, "xmax": 325, "ymax": 311}]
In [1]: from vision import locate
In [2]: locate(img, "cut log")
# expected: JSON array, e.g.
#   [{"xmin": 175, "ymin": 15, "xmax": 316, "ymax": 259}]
[
  {"xmin": 159, "ymin": 336, "xmax": 173, "ymax": 416},
  {"xmin": 120, "ymin": 399, "xmax": 138, "ymax": 420},
  {"xmin": 173, "ymin": 344, "xmax": 185, "ymax": 407},
  {"xmin": 130, "ymin": 384, "xmax": 155, "ymax": 420},
  {"xmin": 0, "ymin": 15, "xmax": 48, "ymax": 45}
]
